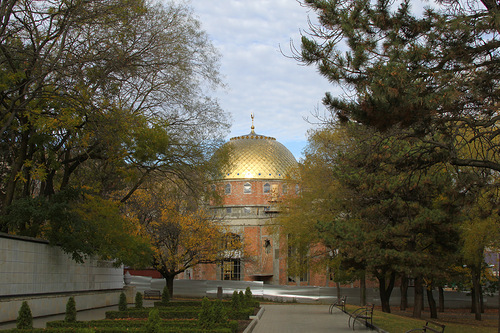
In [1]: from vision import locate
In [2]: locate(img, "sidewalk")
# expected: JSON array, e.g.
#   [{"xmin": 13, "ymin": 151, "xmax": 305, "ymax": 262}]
[{"xmin": 252, "ymin": 304, "xmax": 370, "ymax": 333}]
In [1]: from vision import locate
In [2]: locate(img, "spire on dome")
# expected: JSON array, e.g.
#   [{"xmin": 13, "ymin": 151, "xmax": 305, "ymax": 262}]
[{"xmin": 251, "ymin": 113, "xmax": 255, "ymax": 134}]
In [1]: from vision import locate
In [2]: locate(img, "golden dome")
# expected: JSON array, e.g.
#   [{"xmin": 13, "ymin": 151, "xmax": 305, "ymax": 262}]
[{"xmin": 222, "ymin": 129, "xmax": 298, "ymax": 180}]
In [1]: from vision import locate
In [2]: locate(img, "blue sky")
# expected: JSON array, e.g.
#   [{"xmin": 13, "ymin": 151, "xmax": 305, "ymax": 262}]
[{"xmin": 188, "ymin": 1, "xmax": 336, "ymax": 161}]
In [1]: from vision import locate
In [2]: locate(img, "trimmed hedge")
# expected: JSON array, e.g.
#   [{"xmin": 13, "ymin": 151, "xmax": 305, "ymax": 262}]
[
  {"xmin": 153, "ymin": 300, "xmax": 203, "ymax": 307},
  {"xmin": 46, "ymin": 319, "xmax": 238, "ymax": 333},
  {"xmin": 4, "ymin": 328, "xmax": 232, "ymax": 333},
  {"xmin": 105, "ymin": 306, "xmax": 254, "ymax": 321},
  {"xmin": 47, "ymin": 320, "xmax": 238, "ymax": 332},
  {"xmin": 47, "ymin": 319, "xmax": 198, "ymax": 329},
  {"xmin": 105, "ymin": 308, "xmax": 200, "ymax": 319}
]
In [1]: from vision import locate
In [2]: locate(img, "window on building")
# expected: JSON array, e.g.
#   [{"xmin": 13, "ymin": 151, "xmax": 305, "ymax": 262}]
[
  {"xmin": 244, "ymin": 182, "xmax": 251, "ymax": 194},
  {"xmin": 226, "ymin": 207, "xmax": 232, "ymax": 214},
  {"xmin": 225, "ymin": 183, "xmax": 231, "ymax": 195},
  {"xmin": 221, "ymin": 259, "xmax": 241, "ymax": 281},
  {"xmin": 282, "ymin": 184, "xmax": 288, "ymax": 194},
  {"xmin": 244, "ymin": 207, "xmax": 252, "ymax": 215},
  {"xmin": 263, "ymin": 182, "xmax": 270, "ymax": 194},
  {"xmin": 295, "ymin": 184, "xmax": 300, "ymax": 194},
  {"xmin": 211, "ymin": 184, "xmax": 216, "ymax": 192}
]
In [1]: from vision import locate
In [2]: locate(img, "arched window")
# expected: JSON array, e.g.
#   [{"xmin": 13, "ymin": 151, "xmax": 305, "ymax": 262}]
[
  {"xmin": 263, "ymin": 182, "xmax": 271, "ymax": 194},
  {"xmin": 225, "ymin": 183, "xmax": 231, "ymax": 195},
  {"xmin": 244, "ymin": 182, "xmax": 251, "ymax": 194}
]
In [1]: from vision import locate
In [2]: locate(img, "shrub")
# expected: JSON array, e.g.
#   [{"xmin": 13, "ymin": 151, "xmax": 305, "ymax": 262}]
[
  {"xmin": 238, "ymin": 291, "xmax": 245, "ymax": 307},
  {"xmin": 162, "ymin": 285, "xmax": 170, "ymax": 304},
  {"xmin": 212, "ymin": 299, "xmax": 227, "ymax": 324},
  {"xmin": 119, "ymin": 292, "xmax": 127, "ymax": 311},
  {"xmin": 135, "ymin": 292, "xmax": 143, "ymax": 309},
  {"xmin": 65, "ymin": 296, "xmax": 77, "ymax": 322},
  {"xmin": 16, "ymin": 301, "xmax": 33, "ymax": 329},
  {"xmin": 145, "ymin": 308, "xmax": 161, "ymax": 333},
  {"xmin": 245, "ymin": 287, "xmax": 252, "ymax": 304},
  {"xmin": 198, "ymin": 297, "xmax": 214, "ymax": 329},
  {"xmin": 231, "ymin": 291, "xmax": 240, "ymax": 310}
]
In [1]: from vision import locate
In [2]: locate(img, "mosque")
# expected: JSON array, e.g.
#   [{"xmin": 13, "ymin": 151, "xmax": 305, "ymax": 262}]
[
  {"xmin": 128, "ymin": 116, "xmax": 333, "ymax": 286},
  {"xmin": 181, "ymin": 116, "xmax": 329, "ymax": 286}
]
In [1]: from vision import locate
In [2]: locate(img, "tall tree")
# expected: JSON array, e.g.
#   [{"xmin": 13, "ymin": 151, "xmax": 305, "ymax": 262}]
[
  {"xmin": 127, "ymin": 184, "xmax": 241, "ymax": 297},
  {"xmin": 297, "ymin": 0, "xmax": 500, "ymax": 171},
  {"xmin": 461, "ymin": 181, "xmax": 500, "ymax": 320},
  {"xmin": 0, "ymin": 0, "xmax": 230, "ymax": 264},
  {"xmin": 309, "ymin": 123, "xmax": 461, "ymax": 314},
  {"xmin": 0, "ymin": 0, "xmax": 228, "ymax": 220}
]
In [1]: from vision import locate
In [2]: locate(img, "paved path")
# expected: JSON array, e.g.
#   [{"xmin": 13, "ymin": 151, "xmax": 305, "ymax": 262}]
[{"xmin": 252, "ymin": 304, "xmax": 370, "ymax": 333}]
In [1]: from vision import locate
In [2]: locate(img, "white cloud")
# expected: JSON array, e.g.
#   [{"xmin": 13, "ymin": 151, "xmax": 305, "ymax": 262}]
[{"xmin": 186, "ymin": 0, "xmax": 335, "ymax": 159}]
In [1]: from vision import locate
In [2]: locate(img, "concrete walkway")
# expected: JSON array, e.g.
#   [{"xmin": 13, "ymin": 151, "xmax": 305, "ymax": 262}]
[{"xmin": 252, "ymin": 304, "xmax": 370, "ymax": 333}]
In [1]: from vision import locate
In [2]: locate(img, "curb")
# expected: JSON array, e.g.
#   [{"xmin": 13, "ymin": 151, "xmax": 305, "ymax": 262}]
[{"xmin": 244, "ymin": 307, "xmax": 265, "ymax": 333}]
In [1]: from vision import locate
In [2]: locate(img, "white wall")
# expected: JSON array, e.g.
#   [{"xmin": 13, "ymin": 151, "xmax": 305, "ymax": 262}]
[{"xmin": 0, "ymin": 233, "xmax": 124, "ymax": 323}]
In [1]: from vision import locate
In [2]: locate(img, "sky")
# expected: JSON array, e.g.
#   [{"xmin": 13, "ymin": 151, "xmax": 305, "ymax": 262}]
[{"xmin": 188, "ymin": 1, "xmax": 336, "ymax": 161}]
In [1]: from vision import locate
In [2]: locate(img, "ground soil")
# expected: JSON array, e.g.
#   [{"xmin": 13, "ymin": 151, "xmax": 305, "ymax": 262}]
[{"xmin": 237, "ymin": 319, "xmax": 251, "ymax": 333}]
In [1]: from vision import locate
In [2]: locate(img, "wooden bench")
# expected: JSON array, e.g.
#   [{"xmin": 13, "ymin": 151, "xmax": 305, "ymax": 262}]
[
  {"xmin": 329, "ymin": 295, "xmax": 347, "ymax": 313},
  {"xmin": 405, "ymin": 320, "xmax": 445, "ymax": 333},
  {"xmin": 143, "ymin": 290, "xmax": 161, "ymax": 300},
  {"xmin": 347, "ymin": 303, "xmax": 374, "ymax": 330}
]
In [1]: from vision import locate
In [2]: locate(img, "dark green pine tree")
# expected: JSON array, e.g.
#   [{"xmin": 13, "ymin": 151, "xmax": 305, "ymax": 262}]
[
  {"xmin": 298, "ymin": 0, "xmax": 500, "ymax": 172},
  {"xmin": 313, "ymin": 123, "xmax": 461, "ymax": 315}
]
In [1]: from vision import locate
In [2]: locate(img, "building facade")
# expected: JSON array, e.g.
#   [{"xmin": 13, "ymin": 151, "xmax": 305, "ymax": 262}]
[{"xmin": 182, "ymin": 119, "xmax": 331, "ymax": 285}]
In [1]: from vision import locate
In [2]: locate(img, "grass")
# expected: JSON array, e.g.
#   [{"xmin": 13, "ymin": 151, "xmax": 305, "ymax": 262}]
[{"xmin": 344, "ymin": 304, "xmax": 498, "ymax": 333}]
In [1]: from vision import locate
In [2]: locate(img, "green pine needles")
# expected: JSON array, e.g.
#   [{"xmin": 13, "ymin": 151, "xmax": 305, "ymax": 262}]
[
  {"xmin": 198, "ymin": 297, "xmax": 227, "ymax": 329},
  {"xmin": 161, "ymin": 286, "xmax": 170, "ymax": 304},
  {"xmin": 16, "ymin": 301, "xmax": 33, "ymax": 329},
  {"xmin": 135, "ymin": 292, "xmax": 143, "ymax": 309},
  {"xmin": 145, "ymin": 308, "xmax": 161, "ymax": 333},
  {"xmin": 65, "ymin": 296, "xmax": 77, "ymax": 322},
  {"xmin": 119, "ymin": 292, "xmax": 127, "ymax": 311}
]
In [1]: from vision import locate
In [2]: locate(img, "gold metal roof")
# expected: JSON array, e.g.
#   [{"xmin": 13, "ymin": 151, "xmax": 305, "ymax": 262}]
[{"xmin": 222, "ymin": 128, "xmax": 298, "ymax": 180}]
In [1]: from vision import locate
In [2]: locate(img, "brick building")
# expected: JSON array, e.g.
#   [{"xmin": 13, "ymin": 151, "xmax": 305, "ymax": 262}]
[{"xmin": 182, "ymin": 118, "xmax": 320, "ymax": 285}]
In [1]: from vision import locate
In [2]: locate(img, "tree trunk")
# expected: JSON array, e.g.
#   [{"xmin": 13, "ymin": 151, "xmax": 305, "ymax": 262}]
[
  {"xmin": 427, "ymin": 285, "xmax": 437, "ymax": 319},
  {"xmin": 400, "ymin": 276, "xmax": 408, "ymax": 311},
  {"xmin": 336, "ymin": 281, "xmax": 341, "ymax": 299},
  {"xmin": 165, "ymin": 276, "xmax": 174, "ymax": 298},
  {"xmin": 360, "ymin": 271, "xmax": 366, "ymax": 306},
  {"xmin": 471, "ymin": 285, "xmax": 477, "ymax": 314},
  {"xmin": 413, "ymin": 277, "xmax": 424, "ymax": 318},
  {"xmin": 2, "ymin": 119, "xmax": 30, "ymax": 218},
  {"xmin": 471, "ymin": 268, "xmax": 482, "ymax": 320},
  {"xmin": 378, "ymin": 271, "xmax": 395, "ymax": 313},
  {"xmin": 438, "ymin": 286, "xmax": 444, "ymax": 312}
]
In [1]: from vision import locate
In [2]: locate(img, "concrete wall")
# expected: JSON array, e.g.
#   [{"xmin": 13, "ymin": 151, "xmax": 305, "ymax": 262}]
[{"xmin": 0, "ymin": 233, "xmax": 124, "ymax": 323}]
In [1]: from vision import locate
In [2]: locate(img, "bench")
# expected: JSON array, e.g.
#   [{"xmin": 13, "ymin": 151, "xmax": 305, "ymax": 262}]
[
  {"xmin": 405, "ymin": 320, "xmax": 446, "ymax": 333},
  {"xmin": 329, "ymin": 295, "xmax": 347, "ymax": 313},
  {"xmin": 143, "ymin": 290, "xmax": 161, "ymax": 300},
  {"xmin": 347, "ymin": 303, "xmax": 374, "ymax": 330}
]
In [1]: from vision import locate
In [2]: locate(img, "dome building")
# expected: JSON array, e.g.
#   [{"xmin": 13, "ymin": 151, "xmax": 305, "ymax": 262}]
[{"xmin": 188, "ymin": 116, "xmax": 301, "ymax": 285}]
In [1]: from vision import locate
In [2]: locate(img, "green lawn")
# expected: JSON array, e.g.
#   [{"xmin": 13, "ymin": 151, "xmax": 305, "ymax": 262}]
[{"xmin": 344, "ymin": 305, "xmax": 498, "ymax": 333}]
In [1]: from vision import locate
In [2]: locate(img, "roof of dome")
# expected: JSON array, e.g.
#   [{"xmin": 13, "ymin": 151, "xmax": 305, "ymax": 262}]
[{"xmin": 221, "ymin": 121, "xmax": 298, "ymax": 180}]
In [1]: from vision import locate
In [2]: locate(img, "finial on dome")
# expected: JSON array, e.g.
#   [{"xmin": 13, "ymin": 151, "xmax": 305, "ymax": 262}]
[{"xmin": 251, "ymin": 113, "xmax": 255, "ymax": 133}]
